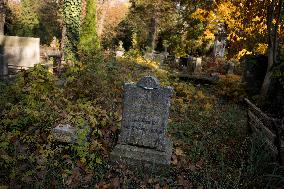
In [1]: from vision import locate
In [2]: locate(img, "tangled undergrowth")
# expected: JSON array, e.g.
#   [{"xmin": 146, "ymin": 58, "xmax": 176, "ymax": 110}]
[{"xmin": 0, "ymin": 55, "xmax": 283, "ymax": 188}]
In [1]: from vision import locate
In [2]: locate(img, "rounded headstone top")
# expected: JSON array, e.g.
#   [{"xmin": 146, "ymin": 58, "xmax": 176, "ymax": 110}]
[{"xmin": 137, "ymin": 76, "xmax": 160, "ymax": 89}]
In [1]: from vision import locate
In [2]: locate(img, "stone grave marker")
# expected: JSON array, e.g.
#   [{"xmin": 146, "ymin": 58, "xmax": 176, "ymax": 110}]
[
  {"xmin": 0, "ymin": 35, "xmax": 40, "ymax": 77},
  {"xmin": 227, "ymin": 61, "xmax": 235, "ymax": 74},
  {"xmin": 194, "ymin": 58, "xmax": 202, "ymax": 74},
  {"xmin": 111, "ymin": 76, "xmax": 173, "ymax": 166},
  {"xmin": 52, "ymin": 123, "xmax": 91, "ymax": 144},
  {"xmin": 53, "ymin": 124, "xmax": 77, "ymax": 143},
  {"xmin": 116, "ymin": 41, "xmax": 125, "ymax": 57}
]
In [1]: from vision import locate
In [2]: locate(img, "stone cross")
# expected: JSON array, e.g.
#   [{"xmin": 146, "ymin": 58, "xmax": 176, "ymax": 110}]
[{"xmin": 111, "ymin": 76, "xmax": 173, "ymax": 166}]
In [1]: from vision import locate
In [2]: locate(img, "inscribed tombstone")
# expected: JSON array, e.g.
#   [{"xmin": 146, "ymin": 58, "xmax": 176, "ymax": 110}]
[{"xmin": 111, "ymin": 76, "xmax": 173, "ymax": 165}]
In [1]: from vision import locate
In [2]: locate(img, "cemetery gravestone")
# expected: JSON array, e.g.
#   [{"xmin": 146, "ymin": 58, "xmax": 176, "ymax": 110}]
[
  {"xmin": 116, "ymin": 41, "xmax": 125, "ymax": 57},
  {"xmin": 0, "ymin": 35, "xmax": 40, "ymax": 77},
  {"xmin": 111, "ymin": 76, "xmax": 173, "ymax": 166},
  {"xmin": 52, "ymin": 123, "xmax": 91, "ymax": 144},
  {"xmin": 227, "ymin": 62, "xmax": 235, "ymax": 74},
  {"xmin": 193, "ymin": 57, "xmax": 202, "ymax": 74},
  {"xmin": 53, "ymin": 124, "xmax": 77, "ymax": 143}
]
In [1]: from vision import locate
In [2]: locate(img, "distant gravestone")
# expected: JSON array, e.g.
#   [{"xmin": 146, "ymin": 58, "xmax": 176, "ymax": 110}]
[
  {"xmin": 52, "ymin": 123, "xmax": 91, "ymax": 144},
  {"xmin": 0, "ymin": 35, "xmax": 40, "ymax": 77},
  {"xmin": 193, "ymin": 57, "xmax": 202, "ymax": 74},
  {"xmin": 116, "ymin": 41, "xmax": 125, "ymax": 57},
  {"xmin": 227, "ymin": 62, "xmax": 235, "ymax": 74},
  {"xmin": 111, "ymin": 76, "xmax": 173, "ymax": 166}
]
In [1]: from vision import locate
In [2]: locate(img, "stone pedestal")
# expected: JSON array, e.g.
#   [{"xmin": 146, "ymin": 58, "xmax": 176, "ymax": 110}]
[{"xmin": 111, "ymin": 139, "xmax": 172, "ymax": 165}]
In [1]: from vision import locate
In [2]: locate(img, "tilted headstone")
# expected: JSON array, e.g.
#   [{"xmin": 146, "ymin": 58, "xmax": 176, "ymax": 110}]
[
  {"xmin": 52, "ymin": 123, "xmax": 91, "ymax": 144},
  {"xmin": 111, "ymin": 76, "xmax": 173, "ymax": 165},
  {"xmin": 53, "ymin": 124, "xmax": 77, "ymax": 143}
]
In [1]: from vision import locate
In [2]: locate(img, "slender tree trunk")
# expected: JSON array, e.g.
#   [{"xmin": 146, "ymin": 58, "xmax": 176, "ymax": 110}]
[
  {"xmin": 148, "ymin": 16, "xmax": 157, "ymax": 52},
  {"xmin": 0, "ymin": 13, "xmax": 4, "ymax": 35},
  {"xmin": 261, "ymin": 0, "xmax": 283, "ymax": 97},
  {"xmin": 97, "ymin": 0, "xmax": 107, "ymax": 39},
  {"xmin": 61, "ymin": 25, "xmax": 66, "ymax": 63},
  {"xmin": 81, "ymin": 0, "xmax": 87, "ymax": 21},
  {"xmin": 0, "ymin": 1, "xmax": 5, "ymax": 35}
]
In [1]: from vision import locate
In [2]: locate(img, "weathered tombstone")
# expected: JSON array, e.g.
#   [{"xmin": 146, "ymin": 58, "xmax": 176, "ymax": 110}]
[
  {"xmin": 0, "ymin": 35, "xmax": 40, "ymax": 77},
  {"xmin": 111, "ymin": 76, "xmax": 173, "ymax": 166},
  {"xmin": 164, "ymin": 55, "xmax": 175, "ymax": 65},
  {"xmin": 193, "ymin": 57, "xmax": 202, "ymax": 74},
  {"xmin": 53, "ymin": 124, "xmax": 77, "ymax": 143},
  {"xmin": 116, "ymin": 41, "xmax": 125, "ymax": 57},
  {"xmin": 52, "ymin": 123, "xmax": 91, "ymax": 144},
  {"xmin": 227, "ymin": 61, "xmax": 235, "ymax": 74}
]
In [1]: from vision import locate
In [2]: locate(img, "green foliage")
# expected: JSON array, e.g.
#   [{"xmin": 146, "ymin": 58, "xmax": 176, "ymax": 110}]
[
  {"xmin": 123, "ymin": 48, "xmax": 141, "ymax": 59},
  {"xmin": 215, "ymin": 74, "xmax": 246, "ymax": 102},
  {"xmin": 6, "ymin": 0, "xmax": 39, "ymax": 37},
  {"xmin": 169, "ymin": 104, "xmax": 283, "ymax": 188},
  {"xmin": 0, "ymin": 63, "xmax": 119, "ymax": 187},
  {"xmin": 0, "ymin": 54, "xmax": 282, "ymax": 187},
  {"xmin": 1, "ymin": 65, "xmax": 59, "ymax": 130},
  {"xmin": 78, "ymin": 0, "xmax": 100, "ymax": 63},
  {"xmin": 5, "ymin": 0, "xmax": 61, "ymax": 44}
]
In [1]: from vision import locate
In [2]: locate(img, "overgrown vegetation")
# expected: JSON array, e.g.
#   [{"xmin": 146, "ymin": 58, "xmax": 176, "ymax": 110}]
[
  {"xmin": 1, "ymin": 55, "xmax": 283, "ymax": 188},
  {"xmin": 1, "ymin": 0, "xmax": 283, "ymax": 188}
]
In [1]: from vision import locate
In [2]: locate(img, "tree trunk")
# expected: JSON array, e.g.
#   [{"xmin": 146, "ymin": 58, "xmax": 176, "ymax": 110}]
[
  {"xmin": 260, "ymin": 0, "xmax": 283, "ymax": 97},
  {"xmin": 0, "ymin": 0, "xmax": 5, "ymax": 35},
  {"xmin": 97, "ymin": 0, "xmax": 107, "ymax": 39},
  {"xmin": 61, "ymin": 25, "xmax": 66, "ymax": 63},
  {"xmin": 148, "ymin": 16, "xmax": 157, "ymax": 52},
  {"xmin": 0, "ymin": 13, "xmax": 4, "ymax": 35}
]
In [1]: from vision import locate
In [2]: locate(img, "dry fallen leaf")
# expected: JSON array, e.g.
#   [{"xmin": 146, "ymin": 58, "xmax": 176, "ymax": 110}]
[{"xmin": 175, "ymin": 148, "xmax": 184, "ymax": 156}]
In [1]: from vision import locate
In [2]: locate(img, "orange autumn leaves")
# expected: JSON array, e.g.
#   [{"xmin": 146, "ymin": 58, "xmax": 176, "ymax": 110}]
[{"xmin": 191, "ymin": 0, "xmax": 270, "ymax": 59}]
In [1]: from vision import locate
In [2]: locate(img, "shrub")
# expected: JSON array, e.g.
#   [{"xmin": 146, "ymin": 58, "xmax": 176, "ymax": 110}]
[{"xmin": 215, "ymin": 74, "xmax": 246, "ymax": 102}]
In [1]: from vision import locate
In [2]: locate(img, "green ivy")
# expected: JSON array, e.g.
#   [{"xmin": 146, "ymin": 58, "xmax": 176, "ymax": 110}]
[{"xmin": 63, "ymin": 0, "xmax": 82, "ymax": 60}]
